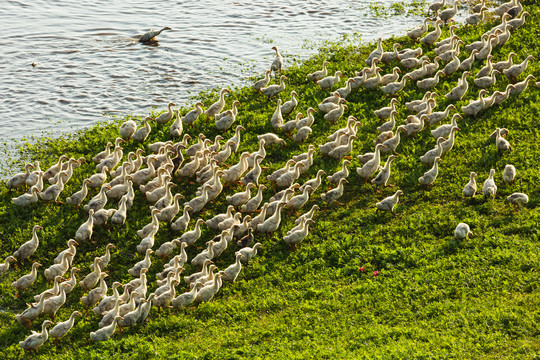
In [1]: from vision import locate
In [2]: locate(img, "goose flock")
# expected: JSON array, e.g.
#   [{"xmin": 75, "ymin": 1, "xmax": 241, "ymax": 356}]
[{"xmin": 2, "ymin": 0, "xmax": 537, "ymax": 353}]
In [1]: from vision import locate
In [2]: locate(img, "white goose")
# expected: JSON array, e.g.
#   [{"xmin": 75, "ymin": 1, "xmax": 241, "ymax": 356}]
[{"xmin": 205, "ymin": 88, "xmax": 231, "ymax": 118}]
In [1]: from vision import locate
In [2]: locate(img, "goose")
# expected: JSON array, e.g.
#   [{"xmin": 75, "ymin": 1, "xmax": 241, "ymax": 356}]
[
  {"xmin": 93, "ymin": 208, "xmax": 117, "ymax": 227},
  {"xmin": 270, "ymin": 46, "xmax": 283, "ymax": 74},
  {"xmin": 458, "ymin": 50, "xmax": 479, "ymax": 72},
  {"xmin": 335, "ymin": 78, "xmax": 355, "ymax": 99},
  {"xmin": 271, "ymin": 99, "xmax": 284, "ymax": 129},
  {"xmin": 405, "ymin": 91, "xmax": 432, "ymax": 112},
  {"xmin": 440, "ymin": 0, "xmax": 460, "ymax": 24},
  {"xmin": 194, "ymin": 272, "xmax": 225, "ymax": 304},
  {"xmin": 454, "ymin": 223, "xmax": 473, "ymax": 240},
  {"xmin": 495, "ymin": 128, "xmax": 511, "ymax": 152},
  {"xmin": 363, "ymin": 67, "xmax": 382, "ymax": 89},
  {"xmin": 155, "ymin": 239, "xmax": 183, "ymax": 262},
  {"xmin": 91, "ymin": 316, "xmax": 123, "ymax": 343},
  {"xmin": 184, "ymin": 259, "xmax": 213, "ymax": 285},
  {"xmin": 268, "ymin": 160, "xmax": 296, "ymax": 183},
  {"xmin": 19, "ymin": 320, "xmax": 54, "ymax": 353},
  {"xmin": 445, "ymin": 72, "xmax": 471, "ymax": 100},
  {"xmin": 382, "ymin": 74, "xmax": 412, "ymax": 95},
  {"xmin": 504, "ymin": 55, "xmax": 535, "ymax": 83},
  {"xmin": 128, "ymin": 249, "xmax": 153, "ymax": 278},
  {"xmin": 155, "ymin": 269, "xmax": 182, "ymax": 296},
  {"xmin": 381, "ymin": 126, "xmax": 407, "ymax": 154},
  {"xmin": 191, "ymin": 242, "xmax": 216, "ymax": 268},
  {"xmin": 48, "ymin": 158, "xmax": 78, "ymax": 185},
  {"xmin": 257, "ymin": 133, "xmax": 286, "ymax": 147},
  {"xmin": 376, "ymin": 111, "xmax": 397, "ymax": 134},
  {"xmin": 249, "ymin": 201, "xmax": 271, "ymax": 230},
  {"xmin": 399, "ymin": 47, "xmax": 423, "ymax": 61},
  {"xmin": 185, "ymin": 184, "xmax": 213, "ymax": 213},
  {"xmin": 442, "ymin": 51, "xmax": 460, "ymax": 76},
  {"xmin": 328, "ymin": 135, "xmax": 357, "ymax": 159},
  {"xmin": 87, "ymin": 167, "xmax": 109, "ymax": 190},
  {"xmin": 221, "ymin": 253, "xmax": 243, "ymax": 283},
  {"xmin": 136, "ymin": 225, "xmax": 159, "ymax": 255},
  {"xmin": 13, "ymin": 225, "xmax": 42, "ymax": 262},
  {"xmin": 130, "ymin": 158, "xmax": 156, "ymax": 187},
  {"xmin": 84, "ymin": 184, "xmax": 111, "ymax": 214},
  {"xmin": 12, "ymin": 262, "xmax": 40, "ymax": 295},
  {"xmin": 182, "ymin": 102, "xmax": 204, "ymax": 127},
  {"xmin": 376, "ymin": 190, "xmax": 403, "ymax": 215},
  {"xmin": 293, "ymin": 126, "xmax": 312, "ymax": 144},
  {"xmin": 462, "ymin": 89, "xmax": 488, "ymax": 118},
  {"xmin": 371, "ymin": 155, "xmax": 397, "ymax": 188},
  {"xmin": 228, "ymin": 125, "xmax": 245, "ymax": 154},
  {"xmin": 496, "ymin": 24, "xmax": 513, "ymax": 47},
  {"xmin": 253, "ymin": 69, "xmax": 272, "ymax": 91},
  {"xmin": 205, "ymin": 88, "xmax": 231, "ymax": 118},
  {"xmin": 482, "ymin": 169, "xmax": 497, "ymax": 198},
  {"xmin": 439, "ymin": 126, "xmax": 460, "ymax": 156},
  {"xmin": 420, "ymin": 20, "xmax": 443, "ymax": 45},
  {"xmin": 380, "ymin": 43, "xmax": 401, "ymax": 64},
  {"xmin": 44, "ymin": 252, "xmax": 72, "ymax": 282},
  {"xmin": 366, "ymin": 38, "xmax": 383, "ymax": 66},
  {"xmin": 421, "ymin": 138, "xmax": 445, "ymax": 165},
  {"xmin": 119, "ymin": 119, "xmax": 137, "ymax": 140},
  {"xmin": 215, "ymin": 100, "xmax": 241, "ymax": 131},
  {"xmin": 236, "ymin": 243, "xmax": 262, "ymax": 264},
  {"xmin": 97, "ymin": 145, "xmax": 123, "ymax": 172},
  {"xmin": 154, "ymin": 101, "xmax": 176, "ymax": 125},
  {"xmin": 318, "ymin": 71, "xmax": 343, "ymax": 90},
  {"xmin": 42, "ymin": 283, "xmax": 69, "ymax": 319},
  {"xmin": 418, "ymin": 157, "xmax": 442, "ymax": 186},
  {"xmin": 415, "ymin": 97, "xmax": 436, "ymax": 116},
  {"xmin": 130, "ymin": 116, "xmax": 152, "ymax": 142},
  {"xmin": 494, "ymin": 0, "xmax": 518, "ymax": 17},
  {"xmin": 221, "ymin": 152, "xmax": 250, "ymax": 183},
  {"xmin": 74, "ymin": 209, "xmax": 94, "ymax": 242},
  {"xmin": 242, "ymin": 156, "xmax": 264, "ymax": 186},
  {"xmin": 509, "ymin": 75, "xmax": 535, "ymax": 96},
  {"xmin": 81, "ymin": 273, "xmax": 108, "ymax": 308},
  {"xmin": 21, "ymin": 161, "xmax": 40, "ymax": 189},
  {"xmin": 474, "ymin": 70, "xmax": 500, "ymax": 89},
  {"xmin": 404, "ymin": 115, "xmax": 426, "ymax": 137},
  {"xmin": 476, "ymin": 33, "xmax": 496, "ymax": 61},
  {"xmin": 238, "ymin": 185, "xmax": 265, "ymax": 213},
  {"xmin": 257, "ymin": 202, "xmax": 286, "ymax": 233},
  {"xmin": 39, "ymin": 171, "xmax": 68, "ymax": 202},
  {"xmin": 428, "ymin": 0, "xmax": 445, "ymax": 14},
  {"xmin": 407, "ymin": 18, "xmax": 430, "ymax": 40},
  {"xmin": 427, "ymin": 104, "xmax": 457, "ymax": 126},
  {"xmin": 287, "ymin": 185, "xmax": 313, "ymax": 212},
  {"xmin": 0, "ymin": 255, "xmax": 16, "ymax": 276},
  {"xmin": 408, "ymin": 59, "xmax": 432, "ymax": 80},
  {"xmin": 283, "ymin": 219, "xmax": 314, "ymax": 248},
  {"xmin": 324, "ymin": 161, "xmax": 350, "ymax": 186},
  {"xmin": 156, "ymin": 193, "xmax": 185, "ymax": 223},
  {"xmin": 508, "ymin": 11, "xmax": 529, "ymax": 29},
  {"xmin": 357, "ymin": 144, "xmax": 386, "ymax": 181},
  {"xmin": 318, "ymin": 92, "xmax": 342, "ymax": 113},
  {"xmin": 176, "ymin": 151, "xmax": 202, "ymax": 179},
  {"xmin": 261, "ymin": 75, "xmax": 287, "ymax": 98},
  {"xmin": 146, "ymin": 180, "xmax": 174, "ymax": 205},
  {"xmin": 17, "ymin": 291, "xmax": 55, "ymax": 328},
  {"xmin": 276, "ymin": 163, "xmax": 305, "ymax": 188},
  {"xmin": 324, "ymin": 100, "xmax": 347, "ymax": 124},
  {"xmin": 462, "ymin": 172, "xmax": 478, "ymax": 199},
  {"xmin": 184, "ymin": 133, "xmax": 207, "ymax": 157},
  {"xmin": 65, "ymin": 178, "xmax": 92, "ymax": 207},
  {"xmin": 380, "ymin": 68, "xmax": 401, "ymax": 87},
  {"xmin": 507, "ymin": 193, "xmax": 528, "ymax": 210},
  {"xmin": 435, "ymin": 35, "xmax": 460, "ymax": 55},
  {"xmin": 171, "ymin": 205, "xmax": 192, "ymax": 232},
  {"xmin": 6, "ymin": 162, "xmax": 34, "ymax": 190},
  {"xmin": 374, "ymin": 131, "xmax": 394, "ymax": 147},
  {"xmin": 171, "ymin": 283, "xmax": 199, "ymax": 309},
  {"xmin": 307, "ymin": 61, "xmax": 330, "ymax": 83},
  {"xmin": 298, "ymin": 170, "xmax": 325, "ymax": 193},
  {"xmin": 179, "ymin": 218, "xmax": 205, "ymax": 246},
  {"xmin": 169, "ymin": 109, "xmax": 183, "ymax": 138},
  {"xmin": 294, "ymin": 205, "xmax": 319, "ymax": 227},
  {"xmin": 206, "ymin": 205, "xmax": 235, "ymax": 230},
  {"xmin": 503, "ymin": 164, "xmax": 516, "ymax": 184},
  {"xmin": 401, "ymin": 56, "xmax": 430, "ymax": 70},
  {"xmin": 417, "ymin": 70, "xmax": 443, "ymax": 90},
  {"xmin": 94, "ymin": 243, "xmax": 116, "ymax": 270},
  {"xmin": 79, "ymin": 257, "xmax": 102, "ymax": 291},
  {"xmin": 98, "ymin": 297, "xmax": 124, "ymax": 328},
  {"xmin": 281, "ymin": 91, "xmax": 299, "ymax": 116},
  {"xmin": 92, "ymin": 142, "xmax": 114, "ymax": 164},
  {"xmin": 117, "ymin": 299, "xmax": 146, "ymax": 329},
  {"xmin": 321, "ymin": 178, "xmax": 348, "ymax": 206},
  {"xmin": 374, "ymin": 98, "xmax": 398, "ymax": 120},
  {"xmin": 281, "ymin": 114, "xmax": 300, "ymax": 134},
  {"xmin": 12, "ymin": 186, "xmax": 40, "ymax": 207}
]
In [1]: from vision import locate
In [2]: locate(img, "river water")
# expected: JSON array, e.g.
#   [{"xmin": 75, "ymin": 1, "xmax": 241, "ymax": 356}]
[{"xmin": 0, "ymin": 0, "xmax": 466, "ymax": 172}]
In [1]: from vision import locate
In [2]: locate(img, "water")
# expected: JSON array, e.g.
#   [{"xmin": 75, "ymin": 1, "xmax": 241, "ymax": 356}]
[{"xmin": 0, "ymin": 0, "xmax": 466, "ymax": 168}]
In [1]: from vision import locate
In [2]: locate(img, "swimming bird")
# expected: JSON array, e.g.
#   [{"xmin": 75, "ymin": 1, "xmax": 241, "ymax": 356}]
[{"xmin": 139, "ymin": 26, "xmax": 171, "ymax": 44}]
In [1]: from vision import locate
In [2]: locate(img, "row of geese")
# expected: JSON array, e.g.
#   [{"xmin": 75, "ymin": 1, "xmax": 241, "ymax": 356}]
[{"xmin": 4, "ymin": 0, "xmax": 535, "ymax": 353}]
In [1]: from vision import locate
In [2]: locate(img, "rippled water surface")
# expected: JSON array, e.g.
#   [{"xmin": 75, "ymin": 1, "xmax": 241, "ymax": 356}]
[{"xmin": 1, "ymin": 0, "xmax": 466, "ymax": 159}]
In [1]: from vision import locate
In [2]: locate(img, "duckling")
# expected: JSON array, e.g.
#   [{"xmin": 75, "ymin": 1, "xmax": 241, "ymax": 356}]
[
  {"xmin": 427, "ymin": 104, "xmax": 457, "ymax": 126},
  {"xmin": 461, "ymin": 172, "xmax": 478, "ymax": 199},
  {"xmin": 507, "ymin": 193, "xmax": 528, "ymax": 211},
  {"xmin": 284, "ymin": 219, "xmax": 315, "ymax": 249},
  {"xmin": 482, "ymin": 169, "xmax": 497, "ymax": 198},
  {"xmin": 253, "ymin": 69, "xmax": 272, "ymax": 91},
  {"xmin": 221, "ymin": 253, "xmax": 243, "ymax": 282},
  {"xmin": 335, "ymin": 78, "xmax": 355, "ymax": 99},
  {"xmin": 495, "ymin": 128, "xmax": 511, "ymax": 153},
  {"xmin": 42, "ymin": 282, "xmax": 69, "ymax": 319},
  {"xmin": 419, "ymin": 157, "xmax": 442, "ymax": 186},
  {"xmin": 454, "ymin": 223, "xmax": 473, "ymax": 240},
  {"xmin": 75, "ymin": 209, "xmax": 94, "ymax": 242},
  {"xmin": 236, "ymin": 243, "xmax": 262, "ymax": 264},
  {"xmin": 54, "ymin": 238, "xmax": 77, "ymax": 265},
  {"xmin": 376, "ymin": 190, "xmax": 403, "ymax": 215},
  {"xmin": 181, "ymin": 102, "xmax": 204, "ymax": 127},
  {"xmin": 503, "ymin": 164, "xmax": 516, "ymax": 184},
  {"xmin": 19, "ymin": 320, "xmax": 54, "ymax": 353},
  {"xmin": 25, "ymin": 161, "xmax": 42, "ymax": 188},
  {"xmin": 261, "ymin": 75, "xmax": 287, "ymax": 98},
  {"xmin": 381, "ymin": 74, "xmax": 413, "ymax": 96},
  {"xmin": 79, "ymin": 257, "xmax": 102, "ymax": 291},
  {"xmin": 318, "ymin": 71, "xmax": 343, "ymax": 90},
  {"xmin": 442, "ymin": 51, "xmax": 461, "ymax": 76},
  {"xmin": 39, "ymin": 171, "xmax": 69, "ymax": 202},
  {"xmin": 366, "ymin": 37, "xmax": 383, "ymax": 65},
  {"xmin": 508, "ymin": 11, "xmax": 529, "ymax": 29},
  {"xmin": 404, "ymin": 115, "xmax": 426, "ymax": 137},
  {"xmin": 307, "ymin": 61, "xmax": 330, "ymax": 83},
  {"xmin": 286, "ymin": 185, "xmax": 313, "ymax": 212}
]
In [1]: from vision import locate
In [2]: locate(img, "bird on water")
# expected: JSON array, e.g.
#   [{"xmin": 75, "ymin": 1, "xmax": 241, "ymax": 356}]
[{"xmin": 139, "ymin": 27, "xmax": 171, "ymax": 44}]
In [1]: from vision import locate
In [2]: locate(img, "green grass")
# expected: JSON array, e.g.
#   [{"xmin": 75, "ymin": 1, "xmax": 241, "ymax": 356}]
[{"xmin": 1, "ymin": 2, "xmax": 540, "ymax": 358}]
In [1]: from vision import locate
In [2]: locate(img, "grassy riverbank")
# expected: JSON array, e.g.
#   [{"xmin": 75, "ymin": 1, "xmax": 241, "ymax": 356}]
[{"xmin": 1, "ymin": 2, "xmax": 540, "ymax": 358}]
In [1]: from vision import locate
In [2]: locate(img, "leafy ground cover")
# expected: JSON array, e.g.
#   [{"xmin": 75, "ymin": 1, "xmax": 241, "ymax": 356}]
[{"xmin": 1, "ymin": 1, "xmax": 540, "ymax": 358}]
